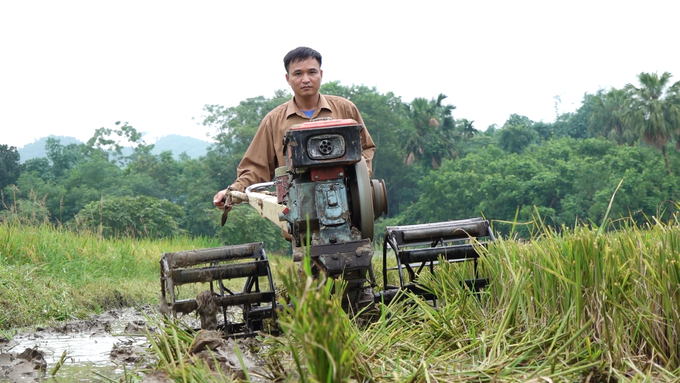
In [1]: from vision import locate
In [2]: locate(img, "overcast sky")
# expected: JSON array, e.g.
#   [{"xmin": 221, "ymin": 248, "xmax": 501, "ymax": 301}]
[{"xmin": 2, "ymin": 1, "xmax": 679, "ymax": 149}]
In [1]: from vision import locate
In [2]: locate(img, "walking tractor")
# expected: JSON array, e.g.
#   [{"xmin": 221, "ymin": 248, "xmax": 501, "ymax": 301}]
[{"xmin": 160, "ymin": 119, "xmax": 495, "ymax": 336}]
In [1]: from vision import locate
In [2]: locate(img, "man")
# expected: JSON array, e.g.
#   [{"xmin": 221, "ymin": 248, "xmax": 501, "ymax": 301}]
[{"xmin": 213, "ymin": 47, "xmax": 376, "ymax": 214}]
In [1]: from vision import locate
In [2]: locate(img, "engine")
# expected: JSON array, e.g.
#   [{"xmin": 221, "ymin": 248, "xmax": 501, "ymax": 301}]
[{"xmin": 277, "ymin": 118, "xmax": 388, "ymax": 307}]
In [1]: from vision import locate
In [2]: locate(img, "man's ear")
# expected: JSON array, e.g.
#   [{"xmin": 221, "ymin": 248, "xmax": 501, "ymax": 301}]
[
  {"xmin": 285, "ymin": 73, "xmax": 290, "ymax": 84},
  {"xmin": 320, "ymin": 69, "xmax": 323, "ymax": 80}
]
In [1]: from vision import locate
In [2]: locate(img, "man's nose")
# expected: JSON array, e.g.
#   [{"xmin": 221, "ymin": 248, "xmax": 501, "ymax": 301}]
[{"xmin": 302, "ymin": 74, "xmax": 310, "ymax": 83}]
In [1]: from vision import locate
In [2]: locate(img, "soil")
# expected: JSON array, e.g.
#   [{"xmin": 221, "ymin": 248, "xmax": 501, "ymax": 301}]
[{"xmin": 0, "ymin": 305, "xmax": 267, "ymax": 382}]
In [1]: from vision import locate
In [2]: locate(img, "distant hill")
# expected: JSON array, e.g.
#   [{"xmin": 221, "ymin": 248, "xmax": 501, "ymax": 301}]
[
  {"xmin": 17, "ymin": 135, "xmax": 82, "ymax": 163},
  {"xmin": 152, "ymin": 134, "xmax": 211, "ymax": 159},
  {"xmin": 17, "ymin": 134, "xmax": 212, "ymax": 163}
]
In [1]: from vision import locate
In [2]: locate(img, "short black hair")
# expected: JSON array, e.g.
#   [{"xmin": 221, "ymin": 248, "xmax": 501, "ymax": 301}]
[{"xmin": 284, "ymin": 47, "xmax": 322, "ymax": 73}]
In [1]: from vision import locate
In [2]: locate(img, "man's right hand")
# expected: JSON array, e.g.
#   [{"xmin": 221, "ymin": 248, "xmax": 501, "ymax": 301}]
[
  {"xmin": 213, "ymin": 188, "xmax": 231, "ymax": 209},
  {"xmin": 213, "ymin": 188, "xmax": 233, "ymax": 226}
]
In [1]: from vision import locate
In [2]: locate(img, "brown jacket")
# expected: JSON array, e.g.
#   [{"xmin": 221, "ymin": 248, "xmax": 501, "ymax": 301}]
[{"xmin": 229, "ymin": 94, "xmax": 376, "ymax": 192}]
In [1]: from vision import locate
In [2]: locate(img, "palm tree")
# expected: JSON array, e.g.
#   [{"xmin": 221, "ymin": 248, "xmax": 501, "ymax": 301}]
[
  {"xmin": 457, "ymin": 118, "xmax": 478, "ymax": 141},
  {"xmin": 402, "ymin": 94, "xmax": 457, "ymax": 168},
  {"xmin": 624, "ymin": 72, "xmax": 680, "ymax": 175},
  {"xmin": 590, "ymin": 88, "xmax": 636, "ymax": 145}
]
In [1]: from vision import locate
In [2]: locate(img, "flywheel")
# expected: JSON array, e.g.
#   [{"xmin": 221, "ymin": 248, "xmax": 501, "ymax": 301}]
[
  {"xmin": 371, "ymin": 179, "xmax": 388, "ymax": 218},
  {"xmin": 349, "ymin": 157, "xmax": 374, "ymax": 241}
]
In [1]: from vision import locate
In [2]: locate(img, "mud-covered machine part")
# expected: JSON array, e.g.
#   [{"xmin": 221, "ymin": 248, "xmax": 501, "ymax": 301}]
[
  {"xmin": 159, "ymin": 119, "xmax": 493, "ymax": 336},
  {"xmin": 160, "ymin": 242, "xmax": 279, "ymax": 337},
  {"xmin": 378, "ymin": 217, "xmax": 495, "ymax": 306}
]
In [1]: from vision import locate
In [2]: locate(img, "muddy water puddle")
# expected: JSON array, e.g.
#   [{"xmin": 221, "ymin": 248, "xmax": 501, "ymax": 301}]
[
  {"xmin": 12, "ymin": 334, "xmax": 145, "ymax": 381},
  {"xmin": 1, "ymin": 306, "xmax": 160, "ymax": 382}
]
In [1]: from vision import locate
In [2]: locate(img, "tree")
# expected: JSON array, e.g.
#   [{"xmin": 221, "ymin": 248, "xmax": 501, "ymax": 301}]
[
  {"xmin": 457, "ymin": 118, "xmax": 478, "ymax": 141},
  {"xmin": 503, "ymin": 114, "xmax": 534, "ymax": 129},
  {"xmin": 402, "ymin": 137, "xmax": 680, "ymax": 237},
  {"xmin": 220, "ymin": 205, "xmax": 290, "ymax": 253},
  {"xmin": 22, "ymin": 157, "xmax": 51, "ymax": 179},
  {"xmin": 74, "ymin": 195, "xmax": 185, "ymax": 238},
  {"xmin": 498, "ymin": 124, "xmax": 538, "ymax": 154},
  {"xmin": 85, "ymin": 121, "xmax": 151, "ymax": 166},
  {"xmin": 0, "ymin": 145, "xmax": 21, "ymax": 192},
  {"xmin": 125, "ymin": 150, "xmax": 181, "ymax": 201},
  {"xmin": 552, "ymin": 94, "xmax": 597, "ymax": 139},
  {"xmin": 590, "ymin": 88, "xmax": 636, "ymax": 145},
  {"xmin": 624, "ymin": 71, "xmax": 680, "ymax": 175},
  {"xmin": 173, "ymin": 156, "xmax": 223, "ymax": 238},
  {"xmin": 202, "ymin": 90, "xmax": 291, "ymax": 156},
  {"xmin": 402, "ymin": 94, "xmax": 457, "ymax": 168},
  {"xmin": 533, "ymin": 122, "xmax": 554, "ymax": 141},
  {"xmin": 2, "ymin": 171, "xmax": 60, "ymax": 223},
  {"xmin": 46, "ymin": 138, "xmax": 85, "ymax": 179}
]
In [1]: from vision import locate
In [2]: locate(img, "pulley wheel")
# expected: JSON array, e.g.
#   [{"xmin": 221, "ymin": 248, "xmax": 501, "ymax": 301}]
[
  {"xmin": 371, "ymin": 179, "xmax": 388, "ymax": 219},
  {"xmin": 349, "ymin": 157, "xmax": 374, "ymax": 241}
]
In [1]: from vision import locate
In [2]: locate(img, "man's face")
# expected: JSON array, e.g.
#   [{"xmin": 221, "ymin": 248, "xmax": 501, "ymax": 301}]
[{"xmin": 286, "ymin": 58, "xmax": 322, "ymax": 99}]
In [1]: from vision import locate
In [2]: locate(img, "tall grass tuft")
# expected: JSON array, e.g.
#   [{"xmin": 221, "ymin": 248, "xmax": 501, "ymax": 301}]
[
  {"xmin": 466, "ymin": 214, "xmax": 680, "ymax": 379},
  {"xmin": 489, "ymin": 219, "xmax": 678, "ymax": 367},
  {"xmin": 274, "ymin": 256, "xmax": 359, "ymax": 383},
  {"xmin": 0, "ymin": 186, "xmax": 52, "ymax": 227}
]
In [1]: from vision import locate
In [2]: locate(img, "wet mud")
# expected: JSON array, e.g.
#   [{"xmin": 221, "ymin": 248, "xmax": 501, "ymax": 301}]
[
  {"xmin": 0, "ymin": 305, "xmax": 265, "ymax": 382},
  {"xmin": 0, "ymin": 306, "xmax": 155, "ymax": 382}
]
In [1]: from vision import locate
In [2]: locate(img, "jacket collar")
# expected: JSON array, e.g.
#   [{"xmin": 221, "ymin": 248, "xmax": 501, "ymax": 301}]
[{"xmin": 285, "ymin": 94, "xmax": 331, "ymax": 119}]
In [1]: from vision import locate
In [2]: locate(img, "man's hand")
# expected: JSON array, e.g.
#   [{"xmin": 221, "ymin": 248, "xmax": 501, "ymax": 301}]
[
  {"xmin": 213, "ymin": 188, "xmax": 233, "ymax": 226},
  {"xmin": 213, "ymin": 189, "xmax": 232, "ymax": 209}
]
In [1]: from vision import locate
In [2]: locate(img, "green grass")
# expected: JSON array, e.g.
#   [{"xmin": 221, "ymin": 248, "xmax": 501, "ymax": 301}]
[
  {"xmin": 2, "ymin": 215, "xmax": 679, "ymax": 381},
  {"xmin": 0, "ymin": 221, "xmax": 222, "ymax": 329}
]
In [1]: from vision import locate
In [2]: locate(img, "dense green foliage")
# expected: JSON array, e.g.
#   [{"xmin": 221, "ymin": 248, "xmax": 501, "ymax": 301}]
[
  {"xmin": 404, "ymin": 138, "xmax": 680, "ymax": 236},
  {"xmin": 2, "ymin": 72, "xmax": 680, "ymax": 246},
  {"xmin": 0, "ymin": 145, "xmax": 21, "ymax": 191},
  {"xmin": 74, "ymin": 195, "xmax": 185, "ymax": 238}
]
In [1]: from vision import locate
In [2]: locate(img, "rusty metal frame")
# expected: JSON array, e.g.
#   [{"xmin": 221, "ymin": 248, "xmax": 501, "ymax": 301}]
[
  {"xmin": 381, "ymin": 218, "xmax": 495, "ymax": 303},
  {"xmin": 160, "ymin": 242, "xmax": 278, "ymax": 337}
]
